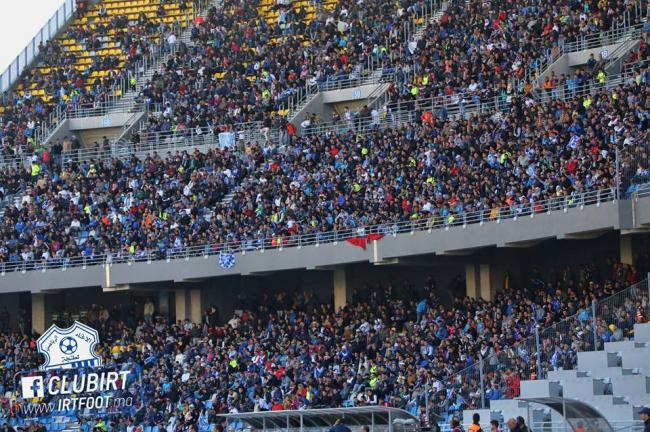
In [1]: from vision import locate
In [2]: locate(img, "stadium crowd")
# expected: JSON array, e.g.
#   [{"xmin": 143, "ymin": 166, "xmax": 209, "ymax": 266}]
[
  {"xmin": 0, "ymin": 0, "xmax": 647, "ymax": 160},
  {"xmin": 140, "ymin": 0, "xmax": 648, "ymax": 136},
  {"xmin": 137, "ymin": 0, "xmax": 427, "ymax": 134},
  {"xmin": 0, "ymin": 0, "xmax": 191, "ymax": 162},
  {"xmin": 1, "ymin": 76, "xmax": 649, "ymax": 269},
  {"xmin": 388, "ymin": 0, "xmax": 647, "ymax": 103},
  {"xmin": 0, "ymin": 259, "xmax": 648, "ymax": 431}
]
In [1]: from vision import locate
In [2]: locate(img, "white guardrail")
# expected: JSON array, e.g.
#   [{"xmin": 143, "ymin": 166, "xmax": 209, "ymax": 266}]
[{"xmin": 0, "ymin": 187, "xmax": 618, "ymax": 274}]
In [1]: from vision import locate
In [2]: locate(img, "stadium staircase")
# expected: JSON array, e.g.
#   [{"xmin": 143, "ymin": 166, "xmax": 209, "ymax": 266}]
[
  {"xmin": 285, "ymin": 0, "xmax": 450, "ymax": 124},
  {"xmin": 110, "ymin": 0, "xmax": 221, "ymax": 112},
  {"xmin": 464, "ymin": 323, "xmax": 650, "ymax": 431},
  {"xmin": 8, "ymin": 0, "xmax": 196, "ymax": 111},
  {"xmin": 29, "ymin": 0, "xmax": 215, "ymax": 148},
  {"xmin": 523, "ymin": 20, "xmax": 647, "ymax": 97}
]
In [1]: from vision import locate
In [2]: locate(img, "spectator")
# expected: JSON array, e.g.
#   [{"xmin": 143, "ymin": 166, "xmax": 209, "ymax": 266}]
[
  {"xmin": 515, "ymin": 417, "xmax": 529, "ymax": 432},
  {"xmin": 468, "ymin": 413, "xmax": 483, "ymax": 432},
  {"xmin": 143, "ymin": 299, "xmax": 155, "ymax": 325},
  {"xmin": 639, "ymin": 407, "xmax": 650, "ymax": 432},
  {"xmin": 450, "ymin": 417, "xmax": 463, "ymax": 432},
  {"xmin": 329, "ymin": 419, "xmax": 352, "ymax": 432}
]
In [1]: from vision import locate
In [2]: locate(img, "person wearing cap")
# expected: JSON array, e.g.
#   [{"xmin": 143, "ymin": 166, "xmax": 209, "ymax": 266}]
[{"xmin": 639, "ymin": 406, "xmax": 650, "ymax": 432}]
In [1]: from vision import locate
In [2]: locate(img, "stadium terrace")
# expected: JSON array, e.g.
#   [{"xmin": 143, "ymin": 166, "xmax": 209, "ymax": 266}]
[{"xmin": 0, "ymin": 0, "xmax": 649, "ymax": 430}]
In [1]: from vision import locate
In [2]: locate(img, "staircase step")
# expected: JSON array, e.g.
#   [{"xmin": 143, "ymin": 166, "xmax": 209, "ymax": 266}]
[
  {"xmin": 635, "ymin": 323, "xmax": 650, "ymax": 343},
  {"xmin": 561, "ymin": 378, "xmax": 609, "ymax": 398},
  {"xmin": 577, "ymin": 350, "xmax": 621, "ymax": 370},
  {"xmin": 547, "ymin": 369, "xmax": 590, "ymax": 380}
]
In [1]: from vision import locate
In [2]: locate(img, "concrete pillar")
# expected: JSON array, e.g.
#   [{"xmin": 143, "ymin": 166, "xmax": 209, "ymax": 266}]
[
  {"xmin": 465, "ymin": 264, "xmax": 478, "ymax": 299},
  {"xmin": 32, "ymin": 293, "xmax": 46, "ymax": 334},
  {"xmin": 190, "ymin": 289, "xmax": 202, "ymax": 324},
  {"xmin": 333, "ymin": 268, "xmax": 349, "ymax": 311},
  {"xmin": 158, "ymin": 290, "xmax": 170, "ymax": 318},
  {"xmin": 175, "ymin": 290, "xmax": 187, "ymax": 322},
  {"xmin": 479, "ymin": 264, "xmax": 492, "ymax": 301},
  {"xmin": 620, "ymin": 235, "xmax": 637, "ymax": 266}
]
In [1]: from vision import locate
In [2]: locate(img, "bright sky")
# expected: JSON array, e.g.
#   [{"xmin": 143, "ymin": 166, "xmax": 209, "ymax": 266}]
[{"xmin": 0, "ymin": 0, "xmax": 66, "ymax": 73}]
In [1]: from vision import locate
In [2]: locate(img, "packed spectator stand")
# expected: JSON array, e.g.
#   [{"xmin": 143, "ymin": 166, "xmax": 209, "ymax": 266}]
[
  {"xmin": 1, "ymin": 71, "xmax": 649, "ymax": 270},
  {"xmin": 0, "ymin": 259, "xmax": 648, "ymax": 431},
  {"xmin": 137, "ymin": 0, "xmax": 428, "ymax": 136},
  {"xmin": 0, "ymin": 0, "xmax": 647, "ymax": 162},
  {"xmin": 0, "ymin": 0, "xmax": 197, "ymax": 162},
  {"xmin": 137, "ymin": 0, "xmax": 649, "ymax": 140},
  {"xmin": 0, "ymin": 0, "xmax": 647, "ymax": 431},
  {"xmin": 387, "ymin": 0, "xmax": 648, "ymax": 103}
]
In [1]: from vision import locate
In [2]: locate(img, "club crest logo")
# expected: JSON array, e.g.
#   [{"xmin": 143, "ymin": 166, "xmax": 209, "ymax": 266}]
[{"xmin": 36, "ymin": 321, "xmax": 102, "ymax": 370}]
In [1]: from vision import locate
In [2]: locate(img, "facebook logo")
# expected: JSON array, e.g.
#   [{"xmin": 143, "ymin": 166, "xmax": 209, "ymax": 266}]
[{"xmin": 21, "ymin": 376, "xmax": 45, "ymax": 398}]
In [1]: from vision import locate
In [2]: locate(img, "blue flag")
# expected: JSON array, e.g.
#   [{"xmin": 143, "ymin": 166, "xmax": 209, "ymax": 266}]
[{"xmin": 219, "ymin": 251, "xmax": 236, "ymax": 269}]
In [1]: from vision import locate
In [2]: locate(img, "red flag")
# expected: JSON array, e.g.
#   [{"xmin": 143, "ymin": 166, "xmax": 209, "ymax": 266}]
[
  {"xmin": 346, "ymin": 234, "xmax": 384, "ymax": 250},
  {"xmin": 346, "ymin": 237, "xmax": 367, "ymax": 250}
]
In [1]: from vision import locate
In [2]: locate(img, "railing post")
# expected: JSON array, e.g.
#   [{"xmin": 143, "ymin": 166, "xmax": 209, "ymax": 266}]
[
  {"xmin": 647, "ymin": 273, "xmax": 650, "ymax": 305},
  {"xmin": 479, "ymin": 357, "xmax": 485, "ymax": 409},
  {"xmin": 615, "ymin": 147, "xmax": 621, "ymax": 199},
  {"xmin": 424, "ymin": 382, "xmax": 429, "ymax": 422},
  {"xmin": 535, "ymin": 325, "xmax": 542, "ymax": 379},
  {"xmin": 591, "ymin": 299, "xmax": 598, "ymax": 351}
]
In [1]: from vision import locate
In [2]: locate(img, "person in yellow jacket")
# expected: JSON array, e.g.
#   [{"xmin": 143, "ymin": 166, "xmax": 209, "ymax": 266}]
[{"xmin": 31, "ymin": 162, "xmax": 41, "ymax": 176}]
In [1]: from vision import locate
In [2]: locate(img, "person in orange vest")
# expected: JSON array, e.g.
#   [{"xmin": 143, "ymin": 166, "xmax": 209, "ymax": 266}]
[{"xmin": 468, "ymin": 413, "xmax": 484, "ymax": 432}]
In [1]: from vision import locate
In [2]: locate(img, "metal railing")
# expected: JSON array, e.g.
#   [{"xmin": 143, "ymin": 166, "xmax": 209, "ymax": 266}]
[
  {"xmin": 438, "ymin": 420, "xmax": 645, "ymax": 432},
  {"xmin": 65, "ymin": 99, "xmax": 148, "ymax": 118},
  {"xmin": 562, "ymin": 22, "xmax": 647, "ymax": 53},
  {"xmin": 21, "ymin": 0, "xmax": 209, "ymax": 147},
  {"xmin": 0, "ymin": 0, "xmax": 77, "ymax": 93},
  {"xmin": 530, "ymin": 420, "xmax": 645, "ymax": 432},
  {"xmin": 0, "ymin": 187, "xmax": 618, "ymax": 275},
  {"xmin": 282, "ymin": 0, "xmax": 443, "ymax": 117},
  {"xmin": 301, "ymin": 68, "xmax": 644, "ymax": 140},
  {"xmin": 440, "ymin": 276, "xmax": 650, "ymax": 416},
  {"xmin": 0, "ymin": 65, "xmax": 644, "ymax": 170},
  {"xmin": 312, "ymin": 69, "xmax": 396, "ymax": 93}
]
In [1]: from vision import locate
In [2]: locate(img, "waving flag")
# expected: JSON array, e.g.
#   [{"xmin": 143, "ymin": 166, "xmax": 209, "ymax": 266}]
[
  {"xmin": 219, "ymin": 251, "xmax": 236, "ymax": 269},
  {"xmin": 346, "ymin": 233, "xmax": 385, "ymax": 250}
]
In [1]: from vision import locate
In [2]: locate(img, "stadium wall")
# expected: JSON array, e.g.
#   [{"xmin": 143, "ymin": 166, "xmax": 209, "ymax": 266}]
[{"xmin": 2, "ymin": 230, "xmax": 648, "ymax": 333}]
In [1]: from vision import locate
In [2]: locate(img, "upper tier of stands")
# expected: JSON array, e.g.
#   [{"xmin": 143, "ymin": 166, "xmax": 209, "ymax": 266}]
[
  {"xmin": 0, "ymin": 0, "xmax": 196, "ymax": 160},
  {"xmin": 0, "ymin": 0, "xmax": 647, "ymax": 163},
  {"xmin": 133, "ymin": 0, "xmax": 649, "ymax": 148},
  {"xmin": 0, "ymin": 0, "xmax": 646, "ymax": 274},
  {"xmin": 1, "ymin": 75, "xmax": 649, "ymax": 270}
]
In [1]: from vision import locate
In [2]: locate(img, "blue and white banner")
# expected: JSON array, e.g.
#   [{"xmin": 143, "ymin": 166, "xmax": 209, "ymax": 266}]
[{"xmin": 219, "ymin": 251, "xmax": 236, "ymax": 269}]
